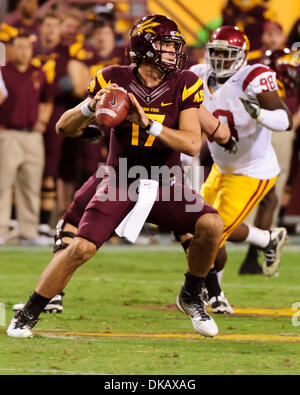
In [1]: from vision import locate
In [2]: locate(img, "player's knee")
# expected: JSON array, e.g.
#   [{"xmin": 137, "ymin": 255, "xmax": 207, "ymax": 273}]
[
  {"xmin": 214, "ymin": 246, "xmax": 227, "ymax": 272},
  {"xmin": 53, "ymin": 220, "xmax": 77, "ymax": 255},
  {"xmin": 260, "ymin": 188, "xmax": 278, "ymax": 210},
  {"xmin": 68, "ymin": 237, "xmax": 96, "ymax": 266},
  {"xmin": 195, "ymin": 213, "xmax": 223, "ymax": 240}
]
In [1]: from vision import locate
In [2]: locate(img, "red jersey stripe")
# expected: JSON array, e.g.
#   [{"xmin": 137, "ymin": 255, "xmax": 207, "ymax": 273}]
[{"xmin": 242, "ymin": 66, "xmax": 274, "ymax": 91}]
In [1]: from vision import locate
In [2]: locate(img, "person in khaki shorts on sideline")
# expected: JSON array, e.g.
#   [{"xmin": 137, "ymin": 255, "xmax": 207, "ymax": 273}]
[{"xmin": 0, "ymin": 34, "xmax": 53, "ymax": 245}]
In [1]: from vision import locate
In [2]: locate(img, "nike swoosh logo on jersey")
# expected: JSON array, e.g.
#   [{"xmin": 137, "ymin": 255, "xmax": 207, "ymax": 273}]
[
  {"xmin": 161, "ymin": 102, "xmax": 173, "ymax": 107},
  {"xmin": 109, "ymin": 91, "xmax": 117, "ymax": 106}
]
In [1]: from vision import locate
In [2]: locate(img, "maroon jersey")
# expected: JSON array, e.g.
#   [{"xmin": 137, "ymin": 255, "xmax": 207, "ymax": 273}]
[
  {"xmin": 88, "ymin": 65, "xmax": 204, "ymax": 175},
  {"xmin": 32, "ymin": 42, "xmax": 72, "ymax": 103},
  {"xmin": 68, "ymin": 40, "xmax": 97, "ymax": 68},
  {"xmin": 9, "ymin": 19, "xmax": 40, "ymax": 40},
  {"xmin": 87, "ymin": 46, "xmax": 127, "ymax": 76},
  {"xmin": 0, "ymin": 62, "xmax": 53, "ymax": 130}
]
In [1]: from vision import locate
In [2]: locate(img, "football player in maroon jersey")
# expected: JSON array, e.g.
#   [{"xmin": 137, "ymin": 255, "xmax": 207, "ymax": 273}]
[{"xmin": 8, "ymin": 15, "xmax": 236, "ymax": 339}]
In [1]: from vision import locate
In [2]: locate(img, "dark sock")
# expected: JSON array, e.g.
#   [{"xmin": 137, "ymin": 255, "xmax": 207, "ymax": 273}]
[
  {"xmin": 244, "ymin": 244, "xmax": 259, "ymax": 264},
  {"xmin": 24, "ymin": 291, "xmax": 51, "ymax": 318},
  {"xmin": 181, "ymin": 238, "xmax": 193, "ymax": 253},
  {"xmin": 40, "ymin": 210, "xmax": 51, "ymax": 225},
  {"xmin": 277, "ymin": 206, "xmax": 286, "ymax": 225},
  {"xmin": 183, "ymin": 272, "xmax": 204, "ymax": 296},
  {"xmin": 205, "ymin": 269, "xmax": 222, "ymax": 298},
  {"xmin": 11, "ymin": 205, "xmax": 17, "ymax": 220}
]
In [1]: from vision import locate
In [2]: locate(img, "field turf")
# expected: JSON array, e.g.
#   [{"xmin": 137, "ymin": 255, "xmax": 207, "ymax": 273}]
[{"xmin": 0, "ymin": 244, "xmax": 300, "ymax": 375}]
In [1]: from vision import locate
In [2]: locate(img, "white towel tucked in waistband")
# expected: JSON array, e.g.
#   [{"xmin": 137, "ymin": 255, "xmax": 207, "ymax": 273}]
[{"xmin": 115, "ymin": 179, "xmax": 159, "ymax": 243}]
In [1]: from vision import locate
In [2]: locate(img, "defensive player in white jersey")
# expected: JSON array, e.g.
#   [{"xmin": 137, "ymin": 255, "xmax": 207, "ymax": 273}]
[{"xmin": 181, "ymin": 26, "xmax": 292, "ymax": 313}]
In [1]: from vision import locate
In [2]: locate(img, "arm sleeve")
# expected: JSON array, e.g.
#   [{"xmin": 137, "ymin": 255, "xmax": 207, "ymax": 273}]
[
  {"xmin": 180, "ymin": 70, "xmax": 204, "ymax": 111},
  {"xmin": 87, "ymin": 66, "xmax": 114, "ymax": 98},
  {"xmin": 245, "ymin": 66, "xmax": 290, "ymax": 131}
]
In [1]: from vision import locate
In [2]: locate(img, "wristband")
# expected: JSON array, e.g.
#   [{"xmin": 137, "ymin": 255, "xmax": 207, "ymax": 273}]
[
  {"xmin": 81, "ymin": 102, "xmax": 95, "ymax": 118},
  {"xmin": 147, "ymin": 120, "xmax": 163, "ymax": 137}
]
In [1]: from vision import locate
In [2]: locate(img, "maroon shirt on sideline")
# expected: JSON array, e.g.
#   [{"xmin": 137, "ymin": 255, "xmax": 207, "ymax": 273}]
[
  {"xmin": 33, "ymin": 42, "xmax": 73, "ymax": 103},
  {"xmin": 87, "ymin": 46, "xmax": 127, "ymax": 76},
  {"xmin": 32, "ymin": 41, "xmax": 80, "ymax": 178},
  {"xmin": 9, "ymin": 19, "xmax": 39, "ymax": 40},
  {"xmin": 0, "ymin": 62, "xmax": 53, "ymax": 131}
]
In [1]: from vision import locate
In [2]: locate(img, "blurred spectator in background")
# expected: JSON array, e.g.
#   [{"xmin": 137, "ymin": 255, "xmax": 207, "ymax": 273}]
[
  {"xmin": 222, "ymin": 0, "xmax": 276, "ymax": 50},
  {"xmin": 59, "ymin": 7, "xmax": 97, "ymax": 60},
  {"xmin": 0, "ymin": 35, "xmax": 53, "ymax": 245},
  {"xmin": 54, "ymin": 9, "xmax": 95, "ymax": 218},
  {"xmin": 4, "ymin": 0, "xmax": 40, "ymax": 41},
  {"xmin": 0, "ymin": 23, "xmax": 21, "ymax": 63},
  {"xmin": 286, "ymin": 17, "xmax": 300, "ymax": 49},
  {"xmin": 33, "ymin": 12, "xmax": 89, "ymax": 238},
  {"xmin": 248, "ymin": 20, "xmax": 286, "ymax": 63},
  {"xmin": 71, "ymin": 18, "xmax": 127, "ymax": 188},
  {"xmin": 261, "ymin": 20, "xmax": 286, "ymax": 50},
  {"xmin": 88, "ymin": 19, "xmax": 127, "ymax": 76}
]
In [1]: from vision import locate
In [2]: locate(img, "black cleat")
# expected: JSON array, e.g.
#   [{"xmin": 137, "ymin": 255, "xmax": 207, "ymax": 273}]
[
  {"xmin": 7, "ymin": 309, "xmax": 39, "ymax": 338},
  {"xmin": 176, "ymin": 288, "xmax": 218, "ymax": 337}
]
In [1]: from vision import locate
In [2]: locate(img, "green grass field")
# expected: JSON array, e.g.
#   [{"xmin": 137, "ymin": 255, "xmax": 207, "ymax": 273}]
[{"xmin": 0, "ymin": 244, "xmax": 300, "ymax": 375}]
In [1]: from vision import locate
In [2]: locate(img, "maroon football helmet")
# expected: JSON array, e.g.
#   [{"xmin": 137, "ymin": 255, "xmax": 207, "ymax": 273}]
[
  {"xmin": 128, "ymin": 14, "xmax": 186, "ymax": 72},
  {"xmin": 262, "ymin": 48, "xmax": 300, "ymax": 94},
  {"xmin": 206, "ymin": 26, "xmax": 250, "ymax": 78}
]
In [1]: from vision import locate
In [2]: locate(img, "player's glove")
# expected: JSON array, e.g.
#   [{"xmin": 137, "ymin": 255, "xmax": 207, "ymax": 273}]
[
  {"xmin": 80, "ymin": 124, "xmax": 104, "ymax": 144},
  {"xmin": 218, "ymin": 135, "xmax": 238, "ymax": 154},
  {"xmin": 240, "ymin": 97, "xmax": 262, "ymax": 119}
]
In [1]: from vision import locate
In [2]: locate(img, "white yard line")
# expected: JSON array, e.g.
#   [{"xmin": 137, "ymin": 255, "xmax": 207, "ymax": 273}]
[
  {"xmin": 1, "ymin": 274, "xmax": 300, "ymax": 290},
  {"xmin": 0, "ymin": 243, "xmax": 300, "ymax": 253},
  {"xmin": 0, "ymin": 367, "xmax": 105, "ymax": 375}
]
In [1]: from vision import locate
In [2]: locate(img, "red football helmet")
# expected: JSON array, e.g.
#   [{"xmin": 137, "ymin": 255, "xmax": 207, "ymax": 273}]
[
  {"xmin": 128, "ymin": 14, "xmax": 186, "ymax": 72},
  {"xmin": 206, "ymin": 26, "xmax": 250, "ymax": 78}
]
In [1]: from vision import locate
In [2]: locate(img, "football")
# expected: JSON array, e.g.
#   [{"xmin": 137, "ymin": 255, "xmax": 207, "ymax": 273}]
[{"xmin": 95, "ymin": 87, "xmax": 130, "ymax": 128}]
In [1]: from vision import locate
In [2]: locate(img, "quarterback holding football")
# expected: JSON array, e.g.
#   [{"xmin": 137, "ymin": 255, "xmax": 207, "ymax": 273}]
[{"xmin": 8, "ymin": 15, "xmax": 236, "ymax": 339}]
